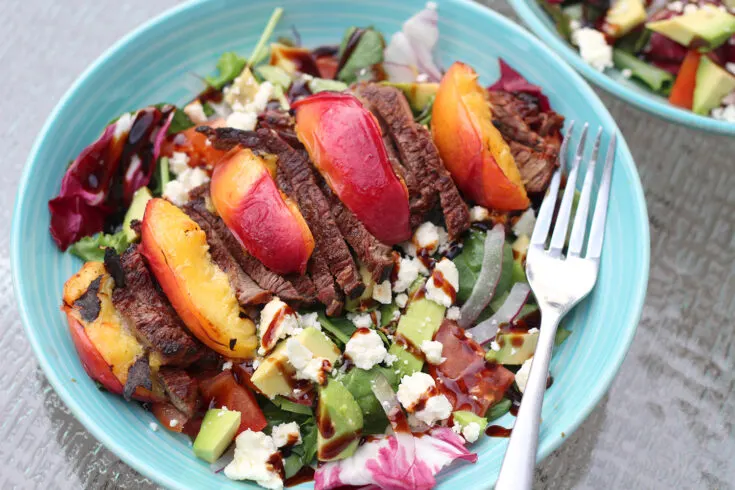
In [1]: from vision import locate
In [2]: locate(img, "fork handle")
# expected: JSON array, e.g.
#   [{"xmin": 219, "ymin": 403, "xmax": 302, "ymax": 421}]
[{"xmin": 495, "ymin": 310, "xmax": 561, "ymax": 490}]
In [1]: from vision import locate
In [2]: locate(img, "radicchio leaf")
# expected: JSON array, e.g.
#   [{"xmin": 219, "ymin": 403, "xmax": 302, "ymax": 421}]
[{"xmin": 488, "ymin": 59, "xmax": 551, "ymax": 112}]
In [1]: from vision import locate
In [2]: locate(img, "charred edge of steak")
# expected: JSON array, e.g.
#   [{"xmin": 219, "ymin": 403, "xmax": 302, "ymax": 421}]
[
  {"xmin": 182, "ymin": 204, "xmax": 272, "ymax": 306},
  {"xmin": 124, "ymin": 355, "xmax": 152, "ymax": 401},
  {"xmin": 185, "ymin": 194, "xmax": 311, "ymax": 305},
  {"xmin": 157, "ymin": 366, "xmax": 199, "ymax": 417},
  {"xmin": 103, "ymin": 247, "xmax": 126, "ymax": 288},
  {"xmin": 74, "ymin": 276, "xmax": 102, "ymax": 322},
  {"xmin": 112, "ymin": 245, "xmax": 203, "ymax": 366}
]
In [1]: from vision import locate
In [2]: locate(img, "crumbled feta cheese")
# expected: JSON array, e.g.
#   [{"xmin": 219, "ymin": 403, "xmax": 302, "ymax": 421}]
[
  {"xmin": 396, "ymin": 372, "xmax": 452, "ymax": 425},
  {"xmin": 667, "ymin": 0, "xmax": 683, "ymax": 12},
  {"xmin": 727, "ymin": 63, "xmax": 735, "ymax": 75},
  {"xmin": 462, "ymin": 422, "xmax": 481, "ymax": 443},
  {"xmin": 513, "ymin": 209, "xmax": 536, "ymax": 237},
  {"xmin": 425, "ymin": 258, "xmax": 459, "ymax": 307},
  {"xmin": 395, "ymin": 293, "xmax": 409, "ymax": 308},
  {"xmin": 528, "ymin": 327, "xmax": 539, "ymax": 334},
  {"xmin": 469, "ymin": 206, "xmax": 490, "ymax": 222},
  {"xmin": 297, "ymin": 357, "xmax": 331, "ymax": 384},
  {"xmin": 208, "ymin": 100, "xmax": 232, "ymax": 118},
  {"xmin": 184, "ymin": 100, "xmax": 208, "ymax": 124},
  {"xmin": 272, "ymin": 422, "xmax": 302, "ymax": 448},
  {"xmin": 162, "ymin": 167, "xmax": 210, "ymax": 206},
  {"xmin": 347, "ymin": 312, "xmax": 374, "ymax": 329},
  {"xmin": 451, "ymin": 422, "xmax": 463, "ymax": 435},
  {"xmin": 572, "ymin": 28, "xmax": 613, "ymax": 72},
  {"xmin": 621, "ymin": 68, "xmax": 633, "ymax": 79},
  {"xmin": 421, "ymin": 340, "xmax": 445, "ymax": 365},
  {"xmin": 345, "ymin": 329, "xmax": 387, "ymax": 370},
  {"xmin": 416, "ymin": 394, "xmax": 453, "ymax": 426},
  {"xmin": 446, "ymin": 306, "xmax": 461, "ymax": 320},
  {"xmin": 394, "ymin": 258, "xmax": 421, "ymax": 293},
  {"xmin": 416, "ymin": 73, "xmax": 429, "ymax": 82},
  {"xmin": 684, "ymin": 2, "xmax": 699, "ymax": 13},
  {"xmin": 391, "ymin": 308, "xmax": 401, "ymax": 321},
  {"xmin": 258, "ymin": 298, "xmax": 299, "ymax": 355},
  {"xmin": 169, "ymin": 151, "xmax": 190, "ymax": 175},
  {"xmin": 297, "ymin": 312, "xmax": 321, "ymax": 330},
  {"xmin": 384, "ymin": 353, "xmax": 398, "ymax": 366},
  {"xmin": 222, "ymin": 361, "xmax": 233, "ymax": 371},
  {"xmin": 413, "ymin": 222, "xmax": 440, "ymax": 254},
  {"xmin": 490, "ymin": 341, "xmax": 501, "ymax": 352},
  {"xmin": 148, "ymin": 422, "xmax": 159, "ymax": 432},
  {"xmin": 226, "ymin": 111, "xmax": 258, "ymax": 131},
  {"xmin": 515, "ymin": 357, "xmax": 533, "ymax": 393},
  {"xmin": 712, "ymin": 104, "xmax": 735, "ymax": 123},
  {"xmin": 225, "ymin": 430, "xmax": 283, "ymax": 489},
  {"xmin": 569, "ymin": 19, "xmax": 581, "ymax": 30},
  {"xmin": 372, "ymin": 280, "xmax": 392, "ymax": 304},
  {"xmin": 286, "ymin": 337, "xmax": 331, "ymax": 384},
  {"xmin": 170, "ymin": 419, "xmax": 179, "ymax": 428},
  {"xmin": 252, "ymin": 358, "xmax": 261, "ymax": 370}
]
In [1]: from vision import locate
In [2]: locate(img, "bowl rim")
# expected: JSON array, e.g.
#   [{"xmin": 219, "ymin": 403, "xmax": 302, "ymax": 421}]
[
  {"xmin": 508, "ymin": 0, "xmax": 735, "ymax": 136},
  {"xmin": 11, "ymin": 0, "xmax": 650, "ymax": 488}
]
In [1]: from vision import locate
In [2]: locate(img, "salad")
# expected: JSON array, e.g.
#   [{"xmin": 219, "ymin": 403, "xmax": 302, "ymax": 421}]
[
  {"xmin": 51, "ymin": 4, "xmax": 573, "ymax": 489},
  {"xmin": 539, "ymin": 0, "xmax": 735, "ymax": 120}
]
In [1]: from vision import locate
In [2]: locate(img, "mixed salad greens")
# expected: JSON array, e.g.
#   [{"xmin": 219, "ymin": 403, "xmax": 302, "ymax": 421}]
[
  {"xmin": 52, "ymin": 4, "xmax": 574, "ymax": 489},
  {"xmin": 540, "ymin": 0, "xmax": 735, "ymax": 120}
]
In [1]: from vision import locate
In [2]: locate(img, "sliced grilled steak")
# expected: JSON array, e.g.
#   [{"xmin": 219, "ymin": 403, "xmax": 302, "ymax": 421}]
[
  {"xmin": 184, "ymin": 194, "xmax": 312, "ymax": 305},
  {"xmin": 157, "ymin": 367, "xmax": 199, "ymax": 417},
  {"xmin": 354, "ymin": 83, "xmax": 470, "ymax": 239},
  {"xmin": 199, "ymin": 127, "xmax": 364, "ymax": 301},
  {"xmin": 112, "ymin": 246, "xmax": 204, "ymax": 366},
  {"xmin": 487, "ymin": 91, "xmax": 564, "ymax": 194},
  {"xmin": 309, "ymin": 246, "xmax": 344, "ymax": 317}
]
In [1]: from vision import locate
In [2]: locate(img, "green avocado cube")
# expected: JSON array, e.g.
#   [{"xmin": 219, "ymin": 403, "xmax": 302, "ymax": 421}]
[{"xmin": 192, "ymin": 409, "xmax": 241, "ymax": 463}]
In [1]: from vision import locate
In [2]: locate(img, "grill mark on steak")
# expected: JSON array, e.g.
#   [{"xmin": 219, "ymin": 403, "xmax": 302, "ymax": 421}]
[
  {"xmin": 157, "ymin": 366, "xmax": 199, "ymax": 417},
  {"xmin": 112, "ymin": 245, "xmax": 204, "ymax": 366},
  {"xmin": 198, "ymin": 127, "xmax": 364, "ymax": 301},
  {"xmin": 123, "ymin": 355, "xmax": 152, "ymax": 401},
  {"xmin": 487, "ymin": 91, "xmax": 564, "ymax": 194},
  {"xmin": 182, "ymin": 203, "xmax": 272, "ymax": 306},
  {"xmin": 353, "ymin": 83, "xmax": 470, "ymax": 239}
]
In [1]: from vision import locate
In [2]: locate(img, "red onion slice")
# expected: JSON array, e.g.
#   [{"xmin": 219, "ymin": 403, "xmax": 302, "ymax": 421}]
[
  {"xmin": 209, "ymin": 444, "xmax": 236, "ymax": 473},
  {"xmin": 458, "ymin": 224, "xmax": 505, "ymax": 329},
  {"xmin": 470, "ymin": 282, "xmax": 532, "ymax": 345}
]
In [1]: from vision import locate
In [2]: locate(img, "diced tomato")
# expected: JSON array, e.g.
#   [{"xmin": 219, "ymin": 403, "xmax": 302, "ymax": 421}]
[
  {"xmin": 151, "ymin": 402, "xmax": 188, "ymax": 433},
  {"xmin": 669, "ymin": 51, "xmax": 701, "ymax": 110},
  {"xmin": 199, "ymin": 371, "xmax": 267, "ymax": 434},
  {"xmin": 315, "ymin": 56, "xmax": 339, "ymax": 80},
  {"xmin": 160, "ymin": 118, "xmax": 229, "ymax": 168},
  {"xmin": 429, "ymin": 320, "xmax": 515, "ymax": 417},
  {"xmin": 183, "ymin": 416, "xmax": 204, "ymax": 439}
]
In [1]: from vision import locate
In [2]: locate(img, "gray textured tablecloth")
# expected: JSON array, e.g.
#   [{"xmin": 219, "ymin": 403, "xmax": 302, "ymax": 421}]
[{"xmin": 2, "ymin": 0, "xmax": 734, "ymax": 488}]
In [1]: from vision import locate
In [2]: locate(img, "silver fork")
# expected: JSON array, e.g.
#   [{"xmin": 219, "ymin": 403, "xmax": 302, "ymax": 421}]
[{"xmin": 495, "ymin": 122, "xmax": 617, "ymax": 490}]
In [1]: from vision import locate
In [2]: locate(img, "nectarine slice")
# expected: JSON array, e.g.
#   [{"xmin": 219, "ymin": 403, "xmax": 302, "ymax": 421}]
[
  {"xmin": 432, "ymin": 62, "xmax": 530, "ymax": 211},
  {"xmin": 140, "ymin": 198, "xmax": 258, "ymax": 359}
]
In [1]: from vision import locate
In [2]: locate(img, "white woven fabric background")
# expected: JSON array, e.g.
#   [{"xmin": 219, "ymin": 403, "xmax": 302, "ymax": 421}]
[{"xmin": 1, "ymin": 0, "xmax": 733, "ymax": 488}]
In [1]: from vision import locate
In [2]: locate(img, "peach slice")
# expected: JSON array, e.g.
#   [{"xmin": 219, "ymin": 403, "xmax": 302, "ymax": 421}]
[
  {"xmin": 293, "ymin": 92, "xmax": 411, "ymax": 245},
  {"xmin": 63, "ymin": 262, "xmax": 162, "ymax": 401},
  {"xmin": 432, "ymin": 62, "xmax": 530, "ymax": 211},
  {"xmin": 140, "ymin": 198, "xmax": 258, "ymax": 359},
  {"xmin": 210, "ymin": 148, "xmax": 315, "ymax": 275}
]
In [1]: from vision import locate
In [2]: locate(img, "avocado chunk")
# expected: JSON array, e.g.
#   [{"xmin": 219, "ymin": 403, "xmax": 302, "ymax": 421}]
[
  {"xmin": 511, "ymin": 235, "xmax": 530, "ymax": 284},
  {"xmin": 345, "ymin": 264, "xmax": 376, "ymax": 312},
  {"xmin": 339, "ymin": 366, "xmax": 399, "ymax": 434},
  {"xmin": 317, "ymin": 379, "xmax": 363, "ymax": 461},
  {"xmin": 453, "ymin": 410, "xmax": 488, "ymax": 431},
  {"xmin": 192, "ymin": 409, "xmax": 242, "ymax": 463},
  {"xmin": 382, "ymin": 82, "xmax": 439, "ymax": 112},
  {"xmin": 692, "ymin": 56, "xmax": 735, "ymax": 115},
  {"xmin": 388, "ymin": 297, "xmax": 446, "ymax": 377},
  {"xmin": 251, "ymin": 327, "xmax": 341, "ymax": 398},
  {"xmin": 123, "ymin": 187, "xmax": 152, "ymax": 242},
  {"xmin": 485, "ymin": 330, "xmax": 539, "ymax": 365},
  {"xmin": 604, "ymin": 0, "xmax": 646, "ymax": 38},
  {"xmin": 647, "ymin": 7, "xmax": 735, "ymax": 50}
]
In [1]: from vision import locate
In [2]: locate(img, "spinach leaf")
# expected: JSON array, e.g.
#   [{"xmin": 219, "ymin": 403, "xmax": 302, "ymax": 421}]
[
  {"xmin": 283, "ymin": 421, "xmax": 318, "ymax": 478},
  {"xmin": 339, "ymin": 366, "xmax": 399, "ymax": 434},
  {"xmin": 317, "ymin": 312, "xmax": 356, "ymax": 346},
  {"xmin": 151, "ymin": 157, "xmax": 170, "ymax": 197},
  {"xmin": 486, "ymin": 398, "xmax": 512, "ymax": 422},
  {"xmin": 453, "ymin": 229, "xmax": 486, "ymax": 303},
  {"xmin": 414, "ymin": 96, "xmax": 435, "ymax": 127},
  {"xmin": 272, "ymin": 396, "xmax": 313, "ymax": 416},
  {"xmin": 205, "ymin": 52, "xmax": 247, "ymax": 90},
  {"xmin": 539, "ymin": 0, "xmax": 573, "ymax": 41},
  {"xmin": 202, "ymin": 102, "xmax": 216, "ymax": 117},
  {"xmin": 69, "ymin": 230, "xmax": 129, "ymax": 263},
  {"xmin": 554, "ymin": 327, "xmax": 572, "ymax": 347},
  {"xmin": 167, "ymin": 108, "xmax": 195, "ymax": 135},
  {"xmin": 337, "ymin": 27, "xmax": 385, "ymax": 84}
]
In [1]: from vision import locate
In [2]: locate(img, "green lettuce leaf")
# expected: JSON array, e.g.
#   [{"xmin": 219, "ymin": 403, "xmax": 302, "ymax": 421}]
[
  {"xmin": 337, "ymin": 27, "xmax": 385, "ymax": 84},
  {"xmin": 69, "ymin": 230, "xmax": 129, "ymax": 262},
  {"xmin": 205, "ymin": 52, "xmax": 247, "ymax": 90},
  {"xmin": 338, "ymin": 366, "xmax": 399, "ymax": 434}
]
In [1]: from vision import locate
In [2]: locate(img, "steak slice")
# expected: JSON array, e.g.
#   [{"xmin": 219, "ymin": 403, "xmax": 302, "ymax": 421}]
[
  {"xmin": 182, "ymin": 203, "xmax": 272, "ymax": 306},
  {"xmin": 309, "ymin": 246, "xmax": 344, "ymax": 317},
  {"xmin": 112, "ymin": 246, "xmax": 204, "ymax": 367},
  {"xmin": 487, "ymin": 91, "xmax": 564, "ymax": 194},
  {"xmin": 199, "ymin": 127, "xmax": 364, "ymax": 301},
  {"xmin": 157, "ymin": 367, "xmax": 199, "ymax": 417},
  {"xmin": 354, "ymin": 83, "xmax": 470, "ymax": 239},
  {"xmin": 185, "ymin": 193, "xmax": 312, "ymax": 305}
]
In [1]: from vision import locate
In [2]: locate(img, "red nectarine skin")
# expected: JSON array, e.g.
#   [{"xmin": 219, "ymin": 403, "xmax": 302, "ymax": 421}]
[
  {"xmin": 293, "ymin": 92, "xmax": 411, "ymax": 245},
  {"xmin": 66, "ymin": 311, "xmax": 125, "ymax": 395},
  {"xmin": 210, "ymin": 149, "xmax": 315, "ymax": 275}
]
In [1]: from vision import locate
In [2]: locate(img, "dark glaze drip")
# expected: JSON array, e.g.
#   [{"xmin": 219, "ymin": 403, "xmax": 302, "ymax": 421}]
[
  {"xmin": 267, "ymin": 452, "xmax": 285, "ymax": 480},
  {"xmin": 386, "ymin": 406, "xmax": 411, "ymax": 433},
  {"xmin": 485, "ymin": 425, "xmax": 512, "ymax": 438},
  {"xmin": 335, "ymin": 28, "xmax": 365, "ymax": 74},
  {"xmin": 416, "ymin": 248, "xmax": 436, "ymax": 272},
  {"xmin": 311, "ymin": 45, "xmax": 339, "ymax": 57},
  {"xmin": 318, "ymin": 413, "xmax": 335, "ymax": 439},
  {"xmin": 430, "ymin": 270, "xmax": 457, "ymax": 305},
  {"xmin": 198, "ymin": 85, "xmax": 224, "ymax": 104},
  {"xmin": 272, "ymin": 46, "xmax": 321, "ymax": 77},
  {"xmin": 510, "ymin": 404, "xmax": 519, "ymax": 417},
  {"xmin": 410, "ymin": 385, "xmax": 439, "ymax": 413},
  {"xmin": 288, "ymin": 78, "xmax": 312, "ymax": 102},
  {"xmin": 547, "ymin": 375, "xmax": 554, "ymax": 389},
  {"xmin": 390, "ymin": 252, "xmax": 402, "ymax": 285},
  {"xmin": 511, "ymin": 309, "xmax": 542, "ymax": 331},
  {"xmin": 434, "ymin": 360, "xmax": 492, "ymax": 414},
  {"xmin": 393, "ymin": 333, "xmax": 424, "ymax": 360},
  {"xmin": 318, "ymin": 433, "xmax": 361, "ymax": 461},
  {"xmin": 444, "ymin": 242, "xmax": 464, "ymax": 260},
  {"xmin": 261, "ymin": 305, "xmax": 296, "ymax": 351},
  {"xmin": 284, "ymin": 466, "xmax": 315, "ymax": 487},
  {"xmin": 510, "ymin": 335, "xmax": 525, "ymax": 348}
]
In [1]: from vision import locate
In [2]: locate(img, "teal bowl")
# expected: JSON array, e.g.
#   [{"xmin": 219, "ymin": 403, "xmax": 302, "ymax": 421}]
[
  {"xmin": 509, "ymin": 0, "xmax": 735, "ymax": 135},
  {"xmin": 11, "ymin": 0, "xmax": 649, "ymax": 488}
]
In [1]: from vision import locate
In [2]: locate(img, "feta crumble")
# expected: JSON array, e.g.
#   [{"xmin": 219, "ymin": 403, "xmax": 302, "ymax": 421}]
[
  {"xmin": 446, "ymin": 306, "xmax": 461, "ymax": 321},
  {"xmin": 572, "ymin": 28, "xmax": 613, "ymax": 72},
  {"xmin": 169, "ymin": 151, "xmax": 190, "ymax": 175},
  {"xmin": 226, "ymin": 111, "xmax": 258, "ymax": 131},
  {"xmin": 148, "ymin": 422, "xmax": 159, "ymax": 432},
  {"xmin": 727, "ymin": 63, "xmax": 735, "ymax": 75},
  {"xmin": 258, "ymin": 298, "xmax": 299, "ymax": 355},
  {"xmin": 420, "ymin": 340, "xmax": 445, "ymax": 365},
  {"xmin": 221, "ymin": 361, "xmax": 233, "ymax": 371},
  {"xmin": 425, "ymin": 258, "xmax": 459, "ymax": 307},
  {"xmin": 183, "ymin": 100, "xmax": 208, "ymax": 124},
  {"xmin": 395, "ymin": 293, "xmax": 409, "ymax": 308},
  {"xmin": 225, "ymin": 430, "xmax": 283, "ymax": 489},
  {"xmin": 394, "ymin": 257, "xmax": 422, "ymax": 293},
  {"xmin": 462, "ymin": 422, "xmax": 481, "ymax": 443},
  {"xmin": 512, "ymin": 209, "xmax": 536, "ymax": 237},
  {"xmin": 683, "ymin": 2, "xmax": 698, "ymax": 14},
  {"xmin": 345, "ymin": 328, "xmax": 387, "ymax": 370},
  {"xmin": 711, "ymin": 104, "xmax": 735, "ymax": 123},
  {"xmin": 372, "ymin": 280, "xmax": 392, "ymax": 304},
  {"xmin": 169, "ymin": 419, "xmax": 179, "ymax": 428},
  {"xmin": 621, "ymin": 68, "xmax": 633, "ymax": 79},
  {"xmin": 515, "ymin": 357, "xmax": 533, "ymax": 393},
  {"xmin": 286, "ymin": 337, "xmax": 332, "ymax": 384},
  {"xmin": 297, "ymin": 312, "xmax": 321, "ymax": 330},
  {"xmin": 384, "ymin": 353, "xmax": 398, "ymax": 366},
  {"xmin": 413, "ymin": 222, "xmax": 440, "ymax": 254},
  {"xmin": 347, "ymin": 311, "xmax": 375, "ymax": 329},
  {"xmin": 396, "ymin": 372, "xmax": 453, "ymax": 425},
  {"xmin": 469, "ymin": 206, "xmax": 490, "ymax": 222},
  {"xmin": 271, "ymin": 422, "xmax": 302, "ymax": 448},
  {"xmin": 162, "ymin": 167, "xmax": 210, "ymax": 206},
  {"xmin": 667, "ymin": 0, "xmax": 683, "ymax": 12}
]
